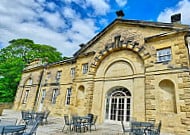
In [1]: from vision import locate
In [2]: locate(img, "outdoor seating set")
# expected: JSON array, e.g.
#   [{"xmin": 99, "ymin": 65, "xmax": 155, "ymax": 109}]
[
  {"xmin": 21, "ymin": 110, "xmax": 50, "ymax": 125},
  {"xmin": 62, "ymin": 113, "xmax": 98, "ymax": 133},
  {"xmin": 0, "ymin": 110, "xmax": 50, "ymax": 135},
  {"xmin": 121, "ymin": 118, "xmax": 161, "ymax": 135}
]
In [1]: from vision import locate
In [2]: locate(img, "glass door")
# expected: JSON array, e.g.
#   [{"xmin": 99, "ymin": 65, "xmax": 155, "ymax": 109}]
[{"xmin": 105, "ymin": 88, "xmax": 131, "ymax": 123}]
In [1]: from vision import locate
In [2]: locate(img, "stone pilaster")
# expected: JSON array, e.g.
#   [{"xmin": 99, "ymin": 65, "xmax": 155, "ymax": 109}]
[
  {"xmin": 145, "ymin": 75, "xmax": 156, "ymax": 121},
  {"xmin": 178, "ymin": 72, "xmax": 190, "ymax": 133},
  {"xmin": 85, "ymin": 80, "xmax": 94, "ymax": 113}
]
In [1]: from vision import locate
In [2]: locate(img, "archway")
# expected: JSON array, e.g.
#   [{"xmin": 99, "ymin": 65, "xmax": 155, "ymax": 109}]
[
  {"xmin": 77, "ymin": 85, "xmax": 85, "ymax": 107},
  {"xmin": 105, "ymin": 87, "xmax": 131, "ymax": 123},
  {"xmin": 159, "ymin": 79, "xmax": 177, "ymax": 113}
]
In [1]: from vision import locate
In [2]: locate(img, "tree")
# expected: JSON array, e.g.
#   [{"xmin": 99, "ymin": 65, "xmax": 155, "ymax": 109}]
[
  {"xmin": 0, "ymin": 39, "xmax": 63, "ymax": 63},
  {"xmin": 0, "ymin": 38, "xmax": 63, "ymax": 102}
]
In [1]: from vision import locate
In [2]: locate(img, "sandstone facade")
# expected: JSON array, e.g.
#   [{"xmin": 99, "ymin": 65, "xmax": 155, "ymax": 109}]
[{"xmin": 14, "ymin": 18, "xmax": 190, "ymax": 134}]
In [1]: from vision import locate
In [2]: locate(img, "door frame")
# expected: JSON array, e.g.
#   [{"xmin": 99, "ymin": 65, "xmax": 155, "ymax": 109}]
[{"xmin": 104, "ymin": 87, "xmax": 132, "ymax": 124}]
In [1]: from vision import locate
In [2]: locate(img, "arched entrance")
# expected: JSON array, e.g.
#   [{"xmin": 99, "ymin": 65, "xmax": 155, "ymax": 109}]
[{"xmin": 105, "ymin": 87, "xmax": 131, "ymax": 123}]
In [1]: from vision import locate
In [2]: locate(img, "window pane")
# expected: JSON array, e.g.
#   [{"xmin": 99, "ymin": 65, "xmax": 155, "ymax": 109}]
[{"xmin": 157, "ymin": 48, "xmax": 171, "ymax": 62}]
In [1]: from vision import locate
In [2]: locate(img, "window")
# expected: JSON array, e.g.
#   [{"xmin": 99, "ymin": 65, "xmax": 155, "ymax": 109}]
[
  {"xmin": 27, "ymin": 78, "xmax": 32, "ymax": 85},
  {"xmin": 65, "ymin": 88, "xmax": 72, "ymax": 105},
  {"xmin": 71, "ymin": 68, "xmax": 75, "ymax": 78},
  {"xmin": 41, "ymin": 89, "xmax": 46, "ymax": 104},
  {"xmin": 45, "ymin": 72, "xmax": 51, "ymax": 84},
  {"xmin": 22, "ymin": 90, "xmax": 29, "ymax": 104},
  {"xmin": 56, "ymin": 71, "xmax": 62, "ymax": 80},
  {"xmin": 157, "ymin": 48, "xmax": 171, "ymax": 63},
  {"xmin": 52, "ymin": 89, "xmax": 59, "ymax": 104},
  {"xmin": 47, "ymin": 72, "xmax": 51, "ymax": 79},
  {"xmin": 82, "ymin": 63, "xmax": 88, "ymax": 74}
]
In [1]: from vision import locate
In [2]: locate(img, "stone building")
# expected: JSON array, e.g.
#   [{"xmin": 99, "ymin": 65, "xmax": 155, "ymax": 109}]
[{"xmin": 14, "ymin": 14, "xmax": 190, "ymax": 134}]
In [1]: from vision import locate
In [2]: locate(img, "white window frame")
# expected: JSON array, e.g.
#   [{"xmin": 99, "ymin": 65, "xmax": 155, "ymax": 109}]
[
  {"xmin": 52, "ymin": 89, "xmax": 59, "ymax": 104},
  {"xmin": 22, "ymin": 90, "xmax": 29, "ymax": 104},
  {"xmin": 41, "ymin": 89, "xmax": 46, "ymax": 104},
  {"xmin": 27, "ymin": 79, "xmax": 33, "ymax": 85},
  {"xmin": 65, "ymin": 88, "xmax": 72, "ymax": 105},
  {"xmin": 82, "ymin": 63, "xmax": 88, "ymax": 74},
  {"xmin": 56, "ymin": 71, "xmax": 62, "ymax": 80},
  {"xmin": 157, "ymin": 47, "xmax": 172, "ymax": 63},
  {"xmin": 71, "ymin": 68, "xmax": 75, "ymax": 78}
]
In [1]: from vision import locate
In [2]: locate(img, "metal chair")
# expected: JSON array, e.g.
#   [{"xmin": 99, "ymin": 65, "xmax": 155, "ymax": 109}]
[
  {"xmin": 121, "ymin": 117, "xmax": 137, "ymax": 135},
  {"xmin": 35, "ymin": 112, "xmax": 45, "ymax": 125},
  {"xmin": 21, "ymin": 111, "xmax": 33, "ymax": 125},
  {"xmin": 147, "ymin": 121, "xmax": 161, "ymax": 135},
  {"xmin": 43, "ymin": 110, "xmax": 50, "ymax": 124},
  {"xmin": 84, "ymin": 114, "xmax": 98, "ymax": 132},
  {"xmin": 131, "ymin": 121, "xmax": 145, "ymax": 135},
  {"xmin": 121, "ymin": 120, "xmax": 132, "ymax": 135},
  {"xmin": 62, "ymin": 115, "xmax": 72, "ymax": 132},
  {"xmin": 22, "ymin": 119, "xmax": 41, "ymax": 135},
  {"xmin": 72, "ymin": 116, "xmax": 86, "ymax": 133}
]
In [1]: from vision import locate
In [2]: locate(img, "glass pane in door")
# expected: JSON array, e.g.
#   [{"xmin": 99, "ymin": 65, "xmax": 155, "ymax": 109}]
[
  {"xmin": 118, "ymin": 98, "xmax": 124, "ymax": 121},
  {"xmin": 110, "ymin": 98, "xmax": 117, "ymax": 120}
]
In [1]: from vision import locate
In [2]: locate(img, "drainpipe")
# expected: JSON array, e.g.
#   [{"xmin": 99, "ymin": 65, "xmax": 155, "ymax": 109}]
[
  {"xmin": 33, "ymin": 65, "xmax": 46, "ymax": 111},
  {"xmin": 185, "ymin": 35, "xmax": 190, "ymax": 69}
]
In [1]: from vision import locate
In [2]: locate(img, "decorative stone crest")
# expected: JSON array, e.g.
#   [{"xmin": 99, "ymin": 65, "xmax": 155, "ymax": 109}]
[{"xmin": 90, "ymin": 31, "xmax": 151, "ymax": 73}]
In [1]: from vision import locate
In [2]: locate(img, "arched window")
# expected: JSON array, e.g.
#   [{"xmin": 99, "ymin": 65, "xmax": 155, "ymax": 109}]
[{"xmin": 106, "ymin": 87, "xmax": 131, "ymax": 122}]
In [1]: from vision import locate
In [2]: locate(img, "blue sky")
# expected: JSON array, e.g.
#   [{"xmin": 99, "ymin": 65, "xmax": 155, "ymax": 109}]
[{"xmin": 0, "ymin": 0, "xmax": 190, "ymax": 57}]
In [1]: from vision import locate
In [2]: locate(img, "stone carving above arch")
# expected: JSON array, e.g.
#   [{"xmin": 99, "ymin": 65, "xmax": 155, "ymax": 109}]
[
  {"xmin": 109, "ymin": 29, "xmax": 145, "ymax": 45},
  {"xmin": 89, "ymin": 32, "xmax": 151, "ymax": 74}
]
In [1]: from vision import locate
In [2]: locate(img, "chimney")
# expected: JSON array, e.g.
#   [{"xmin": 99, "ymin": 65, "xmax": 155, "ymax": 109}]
[
  {"xmin": 116, "ymin": 10, "xmax": 125, "ymax": 18},
  {"xmin": 171, "ymin": 13, "xmax": 181, "ymax": 24},
  {"xmin": 79, "ymin": 43, "xmax": 85, "ymax": 48}
]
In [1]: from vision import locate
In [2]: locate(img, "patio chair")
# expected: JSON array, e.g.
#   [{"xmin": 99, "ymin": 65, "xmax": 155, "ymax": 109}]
[
  {"xmin": 147, "ymin": 120, "xmax": 161, "ymax": 135},
  {"xmin": 21, "ymin": 111, "xmax": 33, "ymax": 125},
  {"xmin": 72, "ymin": 116, "xmax": 86, "ymax": 133},
  {"xmin": 131, "ymin": 121, "xmax": 145, "ymax": 135},
  {"xmin": 43, "ymin": 110, "xmax": 50, "ymax": 124},
  {"xmin": 35, "ymin": 112, "xmax": 45, "ymax": 125},
  {"xmin": 85, "ymin": 115, "xmax": 98, "ymax": 132},
  {"xmin": 121, "ymin": 120, "xmax": 132, "ymax": 135},
  {"xmin": 22, "ymin": 119, "xmax": 41, "ymax": 135},
  {"xmin": 62, "ymin": 115, "xmax": 72, "ymax": 132}
]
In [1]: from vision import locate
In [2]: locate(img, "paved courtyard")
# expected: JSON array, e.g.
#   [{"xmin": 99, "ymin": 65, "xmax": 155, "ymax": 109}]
[{"xmin": 0, "ymin": 109, "xmax": 174, "ymax": 135}]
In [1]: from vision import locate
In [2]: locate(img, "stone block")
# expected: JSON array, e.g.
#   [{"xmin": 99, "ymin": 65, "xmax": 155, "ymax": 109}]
[
  {"xmin": 181, "ymin": 106, "xmax": 190, "ymax": 112},
  {"xmin": 184, "ymin": 89, "xmax": 190, "ymax": 94},
  {"xmin": 146, "ymin": 105, "xmax": 156, "ymax": 110},
  {"xmin": 187, "ymin": 112, "xmax": 190, "ymax": 118},
  {"xmin": 179, "ymin": 94, "xmax": 185, "ymax": 100},
  {"xmin": 183, "ymin": 82, "xmax": 190, "ymax": 88},
  {"xmin": 178, "ymin": 83, "xmax": 184, "ymax": 89},
  {"xmin": 181, "ymin": 106, "xmax": 186, "ymax": 112}
]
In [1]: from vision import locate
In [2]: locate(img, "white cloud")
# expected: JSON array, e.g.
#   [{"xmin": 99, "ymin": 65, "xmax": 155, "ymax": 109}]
[
  {"xmin": 86, "ymin": 0, "xmax": 110, "ymax": 15},
  {"xmin": 115, "ymin": 0, "xmax": 127, "ymax": 7},
  {"xmin": 0, "ymin": 0, "xmax": 99, "ymax": 57},
  {"xmin": 157, "ymin": 0, "xmax": 190, "ymax": 25},
  {"xmin": 63, "ymin": 7, "xmax": 80, "ymax": 19},
  {"xmin": 40, "ymin": 11, "xmax": 66, "ymax": 30}
]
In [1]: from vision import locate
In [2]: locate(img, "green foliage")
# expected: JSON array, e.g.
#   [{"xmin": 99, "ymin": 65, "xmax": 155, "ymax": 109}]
[{"xmin": 0, "ymin": 38, "xmax": 63, "ymax": 102}]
